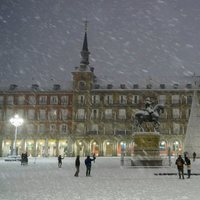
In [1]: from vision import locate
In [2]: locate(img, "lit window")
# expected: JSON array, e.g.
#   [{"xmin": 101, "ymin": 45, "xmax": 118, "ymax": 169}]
[
  {"xmin": 39, "ymin": 109, "xmax": 46, "ymax": 120},
  {"xmin": 77, "ymin": 109, "xmax": 85, "ymax": 120},
  {"xmin": 105, "ymin": 109, "xmax": 112, "ymax": 119},
  {"xmin": 186, "ymin": 96, "xmax": 192, "ymax": 104},
  {"xmin": 50, "ymin": 96, "xmax": 58, "ymax": 104},
  {"xmin": 27, "ymin": 109, "xmax": 35, "ymax": 120},
  {"xmin": 50, "ymin": 124, "xmax": 56, "ymax": 133},
  {"xmin": 91, "ymin": 109, "xmax": 99, "ymax": 119},
  {"xmin": 173, "ymin": 108, "xmax": 180, "ymax": 119},
  {"xmin": 119, "ymin": 95, "xmax": 127, "ymax": 104},
  {"xmin": 38, "ymin": 124, "xmax": 45, "ymax": 134},
  {"xmin": 39, "ymin": 96, "xmax": 47, "ymax": 104},
  {"xmin": 118, "ymin": 109, "xmax": 126, "ymax": 119},
  {"xmin": 48, "ymin": 109, "xmax": 57, "ymax": 120},
  {"xmin": 7, "ymin": 96, "xmax": 14, "ymax": 105},
  {"xmin": 132, "ymin": 95, "xmax": 139, "ymax": 104},
  {"xmin": 158, "ymin": 95, "xmax": 166, "ymax": 104},
  {"xmin": 17, "ymin": 96, "xmax": 25, "ymax": 105},
  {"xmin": 159, "ymin": 141, "xmax": 166, "ymax": 150},
  {"xmin": 172, "ymin": 95, "xmax": 179, "ymax": 104},
  {"xmin": 27, "ymin": 124, "xmax": 35, "ymax": 134},
  {"xmin": 173, "ymin": 123, "xmax": 180, "ymax": 134},
  {"xmin": 173, "ymin": 141, "xmax": 179, "ymax": 151},
  {"xmin": 91, "ymin": 95, "xmax": 100, "ymax": 104},
  {"xmin": 28, "ymin": 96, "xmax": 36, "ymax": 105},
  {"xmin": 78, "ymin": 95, "xmax": 85, "ymax": 104},
  {"xmin": 60, "ymin": 124, "xmax": 68, "ymax": 134},
  {"xmin": 6, "ymin": 109, "xmax": 14, "ymax": 120},
  {"xmin": 61, "ymin": 96, "xmax": 68, "ymax": 105},
  {"xmin": 60, "ymin": 109, "xmax": 68, "ymax": 120},
  {"xmin": 104, "ymin": 95, "xmax": 113, "ymax": 105}
]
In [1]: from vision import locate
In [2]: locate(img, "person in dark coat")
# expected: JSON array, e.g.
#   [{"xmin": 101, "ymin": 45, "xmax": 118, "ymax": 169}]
[
  {"xmin": 184, "ymin": 152, "xmax": 188, "ymax": 160},
  {"xmin": 175, "ymin": 155, "xmax": 185, "ymax": 179},
  {"xmin": 193, "ymin": 152, "xmax": 196, "ymax": 162},
  {"xmin": 58, "ymin": 155, "xmax": 63, "ymax": 168},
  {"xmin": 185, "ymin": 155, "xmax": 191, "ymax": 179},
  {"xmin": 85, "ymin": 155, "xmax": 96, "ymax": 176},
  {"xmin": 74, "ymin": 155, "xmax": 80, "ymax": 177},
  {"xmin": 21, "ymin": 152, "xmax": 28, "ymax": 165}
]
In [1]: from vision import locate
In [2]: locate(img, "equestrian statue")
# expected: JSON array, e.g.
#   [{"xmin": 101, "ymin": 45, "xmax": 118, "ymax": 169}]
[{"xmin": 134, "ymin": 97, "xmax": 164, "ymax": 132}]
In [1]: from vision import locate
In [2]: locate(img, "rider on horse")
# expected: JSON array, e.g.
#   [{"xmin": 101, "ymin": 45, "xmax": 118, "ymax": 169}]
[{"xmin": 145, "ymin": 97, "xmax": 154, "ymax": 119}]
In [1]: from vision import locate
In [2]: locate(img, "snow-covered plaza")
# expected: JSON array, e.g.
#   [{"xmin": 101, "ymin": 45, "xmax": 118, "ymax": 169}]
[{"xmin": 0, "ymin": 156, "xmax": 200, "ymax": 200}]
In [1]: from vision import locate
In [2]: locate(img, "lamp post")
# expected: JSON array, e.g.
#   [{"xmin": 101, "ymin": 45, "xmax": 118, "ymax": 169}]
[
  {"xmin": 10, "ymin": 114, "xmax": 23, "ymax": 156},
  {"xmin": 120, "ymin": 142, "xmax": 125, "ymax": 166}
]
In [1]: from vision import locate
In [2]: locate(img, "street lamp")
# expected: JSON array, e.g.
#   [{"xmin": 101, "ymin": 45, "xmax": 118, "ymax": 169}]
[{"xmin": 10, "ymin": 114, "xmax": 23, "ymax": 156}]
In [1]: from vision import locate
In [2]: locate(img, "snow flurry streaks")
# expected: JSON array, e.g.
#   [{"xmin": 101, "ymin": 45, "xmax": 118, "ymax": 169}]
[{"xmin": 0, "ymin": 0, "xmax": 200, "ymax": 89}]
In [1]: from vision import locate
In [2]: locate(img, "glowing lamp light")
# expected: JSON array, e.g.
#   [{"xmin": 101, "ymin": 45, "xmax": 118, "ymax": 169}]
[
  {"xmin": 10, "ymin": 115, "xmax": 23, "ymax": 127},
  {"xmin": 10, "ymin": 114, "xmax": 23, "ymax": 156}
]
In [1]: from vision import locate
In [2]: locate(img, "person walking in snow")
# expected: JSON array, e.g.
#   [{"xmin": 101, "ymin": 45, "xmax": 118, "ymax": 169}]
[
  {"xmin": 193, "ymin": 152, "xmax": 196, "ymax": 162},
  {"xmin": 185, "ymin": 155, "xmax": 191, "ymax": 179},
  {"xmin": 58, "ymin": 155, "xmax": 64, "ymax": 168},
  {"xmin": 85, "ymin": 155, "xmax": 96, "ymax": 176},
  {"xmin": 74, "ymin": 155, "xmax": 80, "ymax": 177},
  {"xmin": 175, "ymin": 155, "xmax": 185, "ymax": 179}
]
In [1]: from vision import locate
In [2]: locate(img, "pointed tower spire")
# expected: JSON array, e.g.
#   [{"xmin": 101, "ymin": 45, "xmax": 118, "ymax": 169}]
[{"xmin": 80, "ymin": 20, "xmax": 90, "ymax": 70}]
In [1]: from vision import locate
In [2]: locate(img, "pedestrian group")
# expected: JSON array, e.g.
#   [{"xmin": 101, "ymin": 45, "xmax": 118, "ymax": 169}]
[
  {"xmin": 175, "ymin": 152, "xmax": 196, "ymax": 179},
  {"xmin": 57, "ymin": 153, "xmax": 96, "ymax": 177}
]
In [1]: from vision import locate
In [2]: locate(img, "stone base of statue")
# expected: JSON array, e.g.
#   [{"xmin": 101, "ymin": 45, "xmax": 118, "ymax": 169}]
[{"xmin": 131, "ymin": 131, "xmax": 162, "ymax": 166}]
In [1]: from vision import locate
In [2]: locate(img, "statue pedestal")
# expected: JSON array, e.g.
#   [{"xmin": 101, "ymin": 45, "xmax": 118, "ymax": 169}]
[{"xmin": 131, "ymin": 132, "xmax": 162, "ymax": 166}]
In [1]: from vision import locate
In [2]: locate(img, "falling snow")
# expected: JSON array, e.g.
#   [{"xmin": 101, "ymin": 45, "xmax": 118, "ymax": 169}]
[{"xmin": 0, "ymin": 0, "xmax": 200, "ymax": 89}]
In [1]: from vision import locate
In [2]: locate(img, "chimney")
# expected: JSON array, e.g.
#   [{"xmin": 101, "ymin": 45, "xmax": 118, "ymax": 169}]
[
  {"xmin": 120, "ymin": 84, "xmax": 126, "ymax": 89},
  {"xmin": 146, "ymin": 84, "xmax": 152, "ymax": 89},
  {"xmin": 107, "ymin": 84, "xmax": 113, "ymax": 89},
  {"xmin": 32, "ymin": 84, "xmax": 39, "ymax": 91},
  {"xmin": 173, "ymin": 84, "xmax": 179, "ymax": 89},
  {"xmin": 9, "ymin": 84, "xmax": 18, "ymax": 90},
  {"xmin": 53, "ymin": 84, "xmax": 61, "ymax": 90},
  {"xmin": 186, "ymin": 83, "xmax": 192, "ymax": 89},
  {"xmin": 133, "ymin": 84, "xmax": 139, "ymax": 89},
  {"xmin": 160, "ymin": 84, "xmax": 165, "ymax": 89}
]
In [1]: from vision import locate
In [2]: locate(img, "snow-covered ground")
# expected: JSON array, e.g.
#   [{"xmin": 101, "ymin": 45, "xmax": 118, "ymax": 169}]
[{"xmin": 0, "ymin": 156, "xmax": 200, "ymax": 200}]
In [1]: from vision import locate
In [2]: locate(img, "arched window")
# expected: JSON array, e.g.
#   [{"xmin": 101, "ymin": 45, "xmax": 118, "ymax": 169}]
[
  {"xmin": 173, "ymin": 141, "xmax": 179, "ymax": 151},
  {"xmin": 159, "ymin": 141, "xmax": 166, "ymax": 150}
]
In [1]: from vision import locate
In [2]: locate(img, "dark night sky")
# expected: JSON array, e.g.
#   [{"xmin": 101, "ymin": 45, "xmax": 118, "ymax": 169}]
[{"xmin": 1, "ymin": 0, "xmax": 200, "ymax": 90}]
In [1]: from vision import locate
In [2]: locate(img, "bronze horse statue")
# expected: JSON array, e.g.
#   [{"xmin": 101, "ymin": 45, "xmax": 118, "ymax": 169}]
[{"xmin": 134, "ymin": 104, "xmax": 164, "ymax": 131}]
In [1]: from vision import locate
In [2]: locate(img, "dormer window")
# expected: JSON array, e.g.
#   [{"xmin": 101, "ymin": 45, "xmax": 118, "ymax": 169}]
[{"xmin": 79, "ymin": 81, "xmax": 86, "ymax": 90}]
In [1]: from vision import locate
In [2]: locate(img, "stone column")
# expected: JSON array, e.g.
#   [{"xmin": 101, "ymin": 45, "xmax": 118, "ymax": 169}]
[
  {"xmin": 99, "ymin": 143, "xmax": 104, "ymax": 156},
  {"xmin": 45, "ymin": 138, "xmax": 48, "ymax": 157},
  {"xmin": 0, "ymin": 136, "xmax": 3, "ymax": 157},
  {"xmin": 33, "ymin": 139, "xmax": 37, "ymax": 157},
  {"xmin": 56, "ymin": 140, "xmax": 59, "ymax": 156},
  {"xmin": 112, "ymin": 142, "xmax": 117, "ymax": 156},
  {"xmin": 11, "ymin": 140, "xmax": 14, "ymax": 155}
]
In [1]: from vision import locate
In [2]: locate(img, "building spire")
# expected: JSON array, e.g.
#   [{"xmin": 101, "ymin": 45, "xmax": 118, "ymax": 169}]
[{"xmin": 80, "ymin": 20, "xmax": 90, "ymax": 69}]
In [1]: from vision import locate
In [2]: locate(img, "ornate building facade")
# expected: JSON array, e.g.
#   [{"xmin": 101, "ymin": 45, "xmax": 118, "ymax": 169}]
[{"xmin": 0, "ymin": 26, "xmax": 198, "ymax": 157}]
